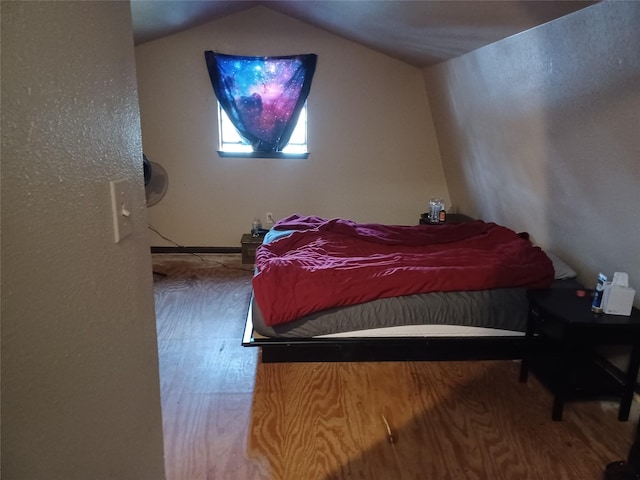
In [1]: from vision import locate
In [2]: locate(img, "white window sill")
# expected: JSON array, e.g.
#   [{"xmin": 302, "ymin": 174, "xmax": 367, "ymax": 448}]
[{"xmin": 217, "ymin": 151, "xmax": 309, "ymax": 159}]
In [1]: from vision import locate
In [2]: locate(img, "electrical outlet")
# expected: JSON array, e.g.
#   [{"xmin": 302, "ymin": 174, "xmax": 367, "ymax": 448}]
[
  {"xmin": 110, "ymin": 179, "xmax": 133, "ymax": 243},
  {"xmin": 266, "ymin": 212, "xmax": 275, "ymax": 225}
]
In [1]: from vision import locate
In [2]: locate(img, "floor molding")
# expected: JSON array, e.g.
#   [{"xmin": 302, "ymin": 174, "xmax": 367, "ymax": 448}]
[{"xmin": 150, "ymin": 246, "xmax": 241, "ymax": 254}]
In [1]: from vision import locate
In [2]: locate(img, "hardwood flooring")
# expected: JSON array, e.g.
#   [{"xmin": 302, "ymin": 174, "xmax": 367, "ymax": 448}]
[{"xmin": 153, "ymin": 254, "xmax": 637, "ymax": 480}]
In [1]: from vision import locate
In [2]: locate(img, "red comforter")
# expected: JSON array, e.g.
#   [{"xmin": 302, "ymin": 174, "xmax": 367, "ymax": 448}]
[{"xmin": 253, "ymin": 215, "xmax": 554, "ymax": 327}]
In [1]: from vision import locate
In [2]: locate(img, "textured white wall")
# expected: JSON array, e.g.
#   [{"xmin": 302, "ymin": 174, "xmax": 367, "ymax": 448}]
[
  {"xmin": 424, "ymin": 1, "xmax": 640, "ymax": 299},
  {"xmin": 1, "ymin": 2, "xmax": 166, "ymax": 478},
  {"xmin": 135, "ymin": 6, "xmax": 448, "ymax": 247}
]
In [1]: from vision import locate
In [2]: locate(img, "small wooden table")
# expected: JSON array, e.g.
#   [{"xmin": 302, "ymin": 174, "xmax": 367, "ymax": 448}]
[
  {"xmin": 240, "ymin": 233, "xmax": 265, "ymax": 264},
  {"xmin": 520, "ymin": 288, "xmax": 640, "ymax": 421}
]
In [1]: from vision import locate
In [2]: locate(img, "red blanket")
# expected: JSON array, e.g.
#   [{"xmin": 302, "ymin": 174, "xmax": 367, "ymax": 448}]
[{"xmin": 253, "ymin": 215, "xmax": 554, "ymax": 327}]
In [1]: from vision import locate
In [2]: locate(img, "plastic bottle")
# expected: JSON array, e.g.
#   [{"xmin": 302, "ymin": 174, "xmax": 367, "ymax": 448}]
[
  {"xmin": 251, "ymin": 217, "xmax": 262, "ymax": 237},
  {"xmin": 591, "ymin": 273, "xmax": 607, "ymax": 313},
  {"xmin": 428, "ymin": 198, "xmax": 439, "ymax": 224}
]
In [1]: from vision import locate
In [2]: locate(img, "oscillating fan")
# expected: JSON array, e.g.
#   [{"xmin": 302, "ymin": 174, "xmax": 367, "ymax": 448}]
[{"xmin": 143, "ymin": 154, "xmax": 168, "ymax": 207}]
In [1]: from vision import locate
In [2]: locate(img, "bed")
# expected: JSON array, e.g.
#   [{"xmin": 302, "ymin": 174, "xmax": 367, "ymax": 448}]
[{"xmin": 242, "ymin": 214, "xmax": 579, "ymax": 363}]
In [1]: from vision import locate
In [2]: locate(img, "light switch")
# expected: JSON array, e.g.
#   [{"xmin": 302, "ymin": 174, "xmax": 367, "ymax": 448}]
[{"xmin": 110, "ymin": 179, "xmax": 133, "ymax": 243}]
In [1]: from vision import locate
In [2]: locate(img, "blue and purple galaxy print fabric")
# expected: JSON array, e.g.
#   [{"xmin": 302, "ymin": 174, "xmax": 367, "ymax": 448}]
[{"xmin": 205, "ymin": 52, "xmax": 317, "ymax": 152}]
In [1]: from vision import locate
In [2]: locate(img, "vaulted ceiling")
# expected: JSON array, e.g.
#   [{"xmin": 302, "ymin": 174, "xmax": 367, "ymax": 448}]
[{"xmin": 130, "ymin": 1, "xmax": 596, "ymax": 67}]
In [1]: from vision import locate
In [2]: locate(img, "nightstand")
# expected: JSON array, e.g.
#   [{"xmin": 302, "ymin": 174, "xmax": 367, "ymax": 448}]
[
  {"xmin": 520, "ymin": 288, "xmax": 640, "ymax": 421},
  {"xmin": 240, "ymin": 233, "xmax": 265, "ymax": 264}
]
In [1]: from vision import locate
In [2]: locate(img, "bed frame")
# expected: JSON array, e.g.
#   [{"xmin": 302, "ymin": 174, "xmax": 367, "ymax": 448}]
[{"xmin": 242, "ymin": 302, "xmax": 533, "ymax": 363}]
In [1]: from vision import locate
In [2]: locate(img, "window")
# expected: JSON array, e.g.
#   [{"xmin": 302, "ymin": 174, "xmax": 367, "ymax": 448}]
[
  {"xmin": 218, "ymin": 102, "xmax": 308, "ymax": 155},
  {"xmin": 204, "ymin": 51, "xmax": 316, "ymax": 158}
]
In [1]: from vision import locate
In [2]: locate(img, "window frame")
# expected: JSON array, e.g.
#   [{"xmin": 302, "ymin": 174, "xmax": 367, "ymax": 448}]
[{"xmin": 217, "ymin": 102, "xmax": 309, "ymax": 159}]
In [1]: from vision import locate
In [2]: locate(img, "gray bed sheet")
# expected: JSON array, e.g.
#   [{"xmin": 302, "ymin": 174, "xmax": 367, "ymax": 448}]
[{"xmin": 252, "ymin": 288, "xmax": 529, "ymax": 338}]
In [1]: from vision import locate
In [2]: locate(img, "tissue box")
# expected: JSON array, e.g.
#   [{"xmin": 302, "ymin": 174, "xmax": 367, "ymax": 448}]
[{"xmin": 602, "ymin": 284, "xmax": 636, "ymax": 316}]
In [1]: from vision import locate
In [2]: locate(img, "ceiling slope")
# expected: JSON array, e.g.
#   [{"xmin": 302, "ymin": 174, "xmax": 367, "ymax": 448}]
[{"xmin": 130, "ymin": 0, "xmax": 596, "ymax": 67}]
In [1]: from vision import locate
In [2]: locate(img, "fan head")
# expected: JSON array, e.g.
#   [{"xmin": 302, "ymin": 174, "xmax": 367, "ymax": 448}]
[
  {"xmin": 144, "ymin": 158, "xmax": 168, "ymax": 207},
  {"xmin": 143, "ymin": 154, "xmax": 152, "ymax": 186}
]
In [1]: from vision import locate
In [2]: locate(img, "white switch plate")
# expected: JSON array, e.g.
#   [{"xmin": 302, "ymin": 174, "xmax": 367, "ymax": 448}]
[{"xmin": 110, "ymin": 179, "xmax": 133, "ymax": 243}]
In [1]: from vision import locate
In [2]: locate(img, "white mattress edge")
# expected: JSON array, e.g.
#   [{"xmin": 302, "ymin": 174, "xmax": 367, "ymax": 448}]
[{"xmin": 316, "ymin": 324, "xmax": 524, "ymax": 338}]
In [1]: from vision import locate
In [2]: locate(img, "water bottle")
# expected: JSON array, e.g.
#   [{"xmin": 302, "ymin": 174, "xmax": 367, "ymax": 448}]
[
  {"xmin": 251, "ymin": 217, "xmax": 262, "ymax": 237},
  {"xmin": 429, "ymin": 198, "xmax": 445, "ymax": 223}
]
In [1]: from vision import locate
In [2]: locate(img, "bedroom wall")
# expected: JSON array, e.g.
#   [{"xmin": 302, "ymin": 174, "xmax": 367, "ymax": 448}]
[
  {"xmin": 424, "ymin": 1, "xmax": 639, "ymax": 304},
  {"xmin": 135, "ymin": 6, "xmax": 448, "ymax": 247},
  {"xmin": 1, "ymin": 2, "xmax": 166, "ymax": 479}
]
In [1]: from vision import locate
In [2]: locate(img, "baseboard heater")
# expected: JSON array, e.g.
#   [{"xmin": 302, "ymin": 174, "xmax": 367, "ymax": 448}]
[{"xmin": 150, "ymin": 246, "xmax": 241, "ymax": 254}]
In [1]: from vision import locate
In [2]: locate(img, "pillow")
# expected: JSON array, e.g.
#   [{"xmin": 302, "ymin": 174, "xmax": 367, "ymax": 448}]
[{"xmin": 545, "ymin": 251, "xmax": 578, "ymax": 280}]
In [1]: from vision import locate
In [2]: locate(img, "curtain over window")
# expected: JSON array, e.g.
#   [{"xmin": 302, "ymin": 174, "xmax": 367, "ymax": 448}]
[{"xmin": 204, "ymin": 51, "xmax": 317, "ymax": 153}]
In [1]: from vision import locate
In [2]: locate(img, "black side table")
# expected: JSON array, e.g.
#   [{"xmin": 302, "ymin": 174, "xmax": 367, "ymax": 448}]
[
  {"xmin": 240, "ymin": 233, "xmax": 265, "ymax": 264},
  {"xmin": 419, "ymin": 213, "xmax": 473, "ymax": 225},
  {"xmin": 520, "ymin": 288, "xmax": 640, "ymax": 421}
]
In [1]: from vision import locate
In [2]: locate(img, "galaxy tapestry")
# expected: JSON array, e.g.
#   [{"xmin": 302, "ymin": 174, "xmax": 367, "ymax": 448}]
[{"xmin": 204, "ymin": 51, "xmax": 317, "ymax": 153}]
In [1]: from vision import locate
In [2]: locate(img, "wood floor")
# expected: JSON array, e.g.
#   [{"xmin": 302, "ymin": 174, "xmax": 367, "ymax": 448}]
[{"xmin": 153, "ymin": 254, "xmax": 637, "ymax": 480}]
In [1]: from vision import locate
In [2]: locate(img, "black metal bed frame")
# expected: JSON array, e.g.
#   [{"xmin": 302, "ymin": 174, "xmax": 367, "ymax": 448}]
[{"xmin": 242, "ymin": 303, "xmax": 529, "ymax": 363}]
